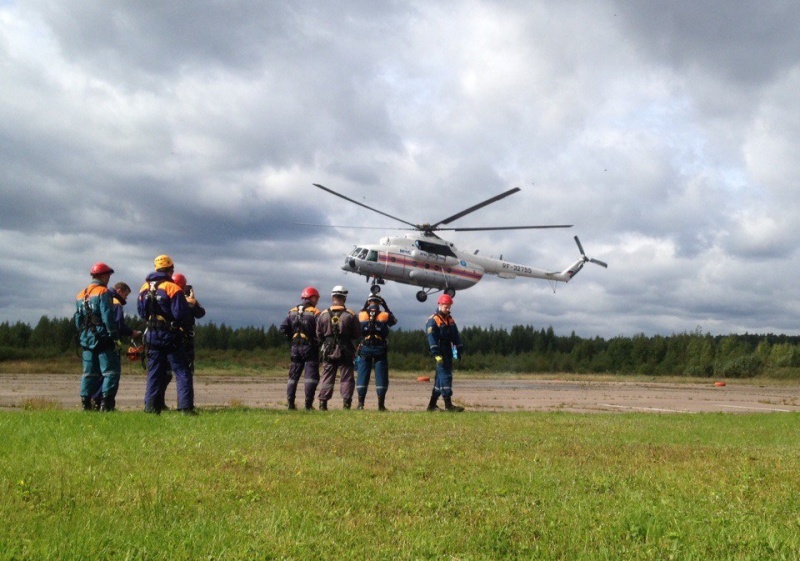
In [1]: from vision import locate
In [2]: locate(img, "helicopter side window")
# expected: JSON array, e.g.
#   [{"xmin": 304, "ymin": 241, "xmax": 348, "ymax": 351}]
[
  {"xmin": 358, "ymin": 248, "xmax": 368, "ymax": 259},
  {"xmin": 367, "ymin": 250, "xmax": 378, "ymax": 262}
]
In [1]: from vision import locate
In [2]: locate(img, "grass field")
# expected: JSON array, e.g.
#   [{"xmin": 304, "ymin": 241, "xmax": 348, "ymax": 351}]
[{"xmin": 1, "ymin": 409, "xmax": 798, "ymax": 560}]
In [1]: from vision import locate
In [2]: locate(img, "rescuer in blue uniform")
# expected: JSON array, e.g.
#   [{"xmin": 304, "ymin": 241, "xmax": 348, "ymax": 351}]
[
  {"xmin": 75, "ymin": 262, "xmax": 120, "ymax": 411},
  {"xmin": 425, "ymin": 293, "xmax": 465, "ymax": 412},
  {"xmin": 155, "ymin": 272, "xmax": 206, "ymax": 410},
  {"xmin": 170, "ymin": 273, "xmax": 206, "ymax": 373},
  {"xmin": 356, "ymin": 294, "xmax": 397, "ymax": 411},
  {"xmin": 89, "ymin": 282, "xmax": 141, "ymax": 411},
  {"xmin": 279, "ymin": 286, "xmax": 322, "ymax": 410},
  {"xmin": 137, "ymin": 254, "xmax": 196, "ymax": 415}
]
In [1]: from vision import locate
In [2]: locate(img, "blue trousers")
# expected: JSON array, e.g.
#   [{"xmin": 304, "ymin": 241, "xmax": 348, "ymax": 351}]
[
  {"xmin": 433, "ymin": 353, "xmax": 454, "ymax": 399},
  {"xmin": 287, "ymin": 345, "xmax": 320, "ymax": 403},
  {"xmin": 356, "ymin": 345, "xmax": 389, "ymax": 398},
  {"xmin": 144, "ymin": 345, "xmax": 193, "ymax": 411},
  {"xmin": 80, "ymin": 347, "xmax": 121, "ymax": 399},
  {"xmin": 158, "ymin": 340, "xmax": 196, "ymax": 408}
]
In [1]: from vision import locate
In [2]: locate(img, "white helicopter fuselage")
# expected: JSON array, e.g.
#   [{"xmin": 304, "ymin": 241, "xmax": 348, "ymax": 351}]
[
  {"xmin": 315, "ymin": 182, "xmax": 605, "ymax": 302},
  {"xmin": 342, "ymin": 233, "xmax": 586, "ymax": 294}
]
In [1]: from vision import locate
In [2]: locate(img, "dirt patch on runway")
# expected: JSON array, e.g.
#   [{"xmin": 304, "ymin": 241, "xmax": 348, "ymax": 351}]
[{"xmin": 1, "ymin": 372, "xmax": 798, "ymax": 413}]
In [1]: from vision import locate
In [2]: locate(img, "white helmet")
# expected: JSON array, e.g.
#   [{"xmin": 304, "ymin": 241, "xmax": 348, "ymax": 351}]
[{"xmin": 331, "ymin": 285, "xmax": 348, "ymax": 297}]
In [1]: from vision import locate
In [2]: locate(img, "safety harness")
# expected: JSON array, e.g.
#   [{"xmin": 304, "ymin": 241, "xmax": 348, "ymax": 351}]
[
  {"xmin": 329, "ymin": 308, "xmax": 343, "ymax": 343},
  {"xmin": 363, "ymin": 306, "xmax": 384, "ymax": 345},
  {"xmin": 144, "ymin": 280, "xmax": 174, "ymax": 330},
  {"xmin": 291, "ymin": 305, "xmax": 317, "ymax": 346},
  {"xmin": 77, "ymin": 285, "xmax": 105, "ymax": 334},
  {"xmin": 73, "ymin": 284, "xmax": 114, "ymax": 355},
  {"xmin": 321, "ymin": 308, "xmax": 348, "ymax": 361}
]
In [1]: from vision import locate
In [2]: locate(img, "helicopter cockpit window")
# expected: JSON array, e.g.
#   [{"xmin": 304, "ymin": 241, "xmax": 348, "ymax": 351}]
[
  {"xmin": 357, "ymin": 248, "xmax": 369, "ymax": 259},
  {"xmin": 414, "ymin": 240, "xmax": 457, "ymax": 258},
  {"xmin": 366, "ymin": 250, "xmax": 378, "ymax": 262},
  {"xmin": 350, "ymin": 247, "xmax": 363, "ymax": 257}
]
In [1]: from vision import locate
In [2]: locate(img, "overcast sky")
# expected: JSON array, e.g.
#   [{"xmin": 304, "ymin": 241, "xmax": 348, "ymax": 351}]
[{"xmin": 2, "ymin": 1, "xmax": 800, "ymax": 338}]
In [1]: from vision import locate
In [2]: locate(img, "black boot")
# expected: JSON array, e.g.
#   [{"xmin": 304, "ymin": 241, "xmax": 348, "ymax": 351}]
[
  {"xmin": 426, "ymin": 391, "xmax": 441, "ymax": 412},
  {"xmin": 444, "ymin": 397, "xmax": 464, "ymax": 412},
  {"xmin": 100, "ymin": 395, "xmax": 115, "ymax": 412},
  {"xmin": 357, "ymin": 396, "xmax": 365, "ymax": 410},
  {"xmin": 144, "ymin": 399, "xmax": 161, "ymax": 415},
  {"xmin": 305, "ymin": 398, "xmax": 315, "ymax": 411},
  {"xmin": 81, "ymin": 396, "xmax": 93, "ymax": 411},
  {"xmin": 319, "ymin": 400, "xmax": 328, "ymax": 411},
  {"xmin": 343, "ymin": 398, "xmax": 352, "ymax": 410},
  {"xmin": 92, "ymin": 396, "xmax": 102, "ymax": 411},
  {"xmin": 287, "ymin": 398, "xmax": 297, "ymax": 410},
  {"xmin": 378, "ymin": 395, "xmax": 388, "ymax": 412}
]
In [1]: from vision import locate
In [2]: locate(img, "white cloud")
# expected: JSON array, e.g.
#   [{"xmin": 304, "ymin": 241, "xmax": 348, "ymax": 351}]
[{"xmin": 2, "ymin": 0, "xmax": 800, "ymax": 337}]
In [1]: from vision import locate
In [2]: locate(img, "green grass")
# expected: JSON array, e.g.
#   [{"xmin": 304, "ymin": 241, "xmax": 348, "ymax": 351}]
[{"xmin": 1, "ymin": 410, "xmax": 799, "ymax": 560}]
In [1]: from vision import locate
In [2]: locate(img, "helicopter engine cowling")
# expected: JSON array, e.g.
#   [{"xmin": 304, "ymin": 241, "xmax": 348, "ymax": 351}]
[{"xmin": 409, "ymin": 250, "xmax": 459, "ymax": 267}]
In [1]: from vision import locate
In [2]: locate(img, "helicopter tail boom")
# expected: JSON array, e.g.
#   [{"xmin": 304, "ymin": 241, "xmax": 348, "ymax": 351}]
[{"xmin": 473, "ymin": 236, "xmax": 606, "ymax": 283}]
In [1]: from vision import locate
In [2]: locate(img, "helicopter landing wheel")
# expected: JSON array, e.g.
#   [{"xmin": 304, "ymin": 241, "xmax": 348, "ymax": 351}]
[
  {"xmin": 416, "ymin": 290, "xmax": 428, "ymax": 302},
  {"xmin": 370, "ymin": 284, "xmax": 381, "ymax": 295},
  {"xmin": 444, "ymin": 288, "xmax": 456, "ymax": 297}
]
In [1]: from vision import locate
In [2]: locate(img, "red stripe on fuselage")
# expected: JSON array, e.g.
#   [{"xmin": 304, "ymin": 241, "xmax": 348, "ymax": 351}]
[{"xmin": 377, "ymin": 254, "xmax": 482, "ymax": 281}]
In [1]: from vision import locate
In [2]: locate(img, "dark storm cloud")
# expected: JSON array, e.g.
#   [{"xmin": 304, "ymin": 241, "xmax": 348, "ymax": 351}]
[
  {"xmin": 28, "ymin": 1, "xmax": 317, "ymax": 76},
  {"xmin": 614, "ymin": 2, "xmax": 800, "ymax": 85},
  {"xmin": 3, "ymin": 1, "xmax": 800, "ymax": 337}
]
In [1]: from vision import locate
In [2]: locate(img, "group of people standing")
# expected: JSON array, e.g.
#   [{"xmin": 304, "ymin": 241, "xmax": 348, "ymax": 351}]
[
  {"xmin": 74, "ymin": 255, "xmax": 205, "ymax": 414},
  {"xmin": 75, "ymin": 255, "xmax": 466, "ymax": 413},
  {"xmin": 279, "ymin": 285, "xmax": 465, "ymax": 412}
]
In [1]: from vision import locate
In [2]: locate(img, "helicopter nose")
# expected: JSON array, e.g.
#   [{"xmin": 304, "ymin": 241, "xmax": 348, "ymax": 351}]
[{"xmin": 345, "ymin": 258, "xmax": 357, "ymax": 270}]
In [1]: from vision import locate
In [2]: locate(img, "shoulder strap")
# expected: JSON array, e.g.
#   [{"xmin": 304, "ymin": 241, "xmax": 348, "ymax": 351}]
[
  {"xmin": 329, "ymin": 308, "xmax": 343, "ymax": 338},
  {"xmin": 79, "ymin": 284, "xmax": 107, "ymax": 331},
  {"xmin": 145, "ymin": 280, "xmax": 166, "ymax": 320},
  {"xmin": 292, "ymin": 306, "xmax": 305, "ymax": 338}
]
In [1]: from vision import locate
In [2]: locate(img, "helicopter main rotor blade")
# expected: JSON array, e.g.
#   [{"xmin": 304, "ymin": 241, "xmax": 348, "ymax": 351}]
[
  {"xmin": 313, "ymin": 183, "xmax": 419, "ymax": 229},
  {"xmin": 295, "ymin": 222, "xmax": 416, "ymax": 230},
  {"xmin": 430, "ymin": 187, "xmax": 521, "ymax": 229},
  {"xmin": 442, "ymin": 224, "xmax": 573, "ymax": 231}
]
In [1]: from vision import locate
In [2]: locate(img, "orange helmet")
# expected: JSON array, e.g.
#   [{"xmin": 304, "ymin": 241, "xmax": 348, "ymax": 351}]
[
  {"xmin": 172, "ymin": 273, "xmax": 187, "ymax": 289},
  {"xmin": 90, "ymin": 262, "xmax": 114, "ymax": 277},
  {"xmin": 437, "ymin": 294, "xmax": 453, "ymax": 305},
  {"xmin": 301, "ymin": 286, "xmax": 319, "ymax": 300}
]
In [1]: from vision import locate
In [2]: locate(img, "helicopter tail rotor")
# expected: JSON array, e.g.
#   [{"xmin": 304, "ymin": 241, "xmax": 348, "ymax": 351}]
[{"xmin": 574, "ymin": 236, "xmax": 608, "ymax": 268}]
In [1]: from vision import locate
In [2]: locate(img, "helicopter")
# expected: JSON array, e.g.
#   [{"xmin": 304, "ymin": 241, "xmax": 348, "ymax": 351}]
[{"xmin": 313, "ymin": 183, "xmax": 607, "ymax": 302}]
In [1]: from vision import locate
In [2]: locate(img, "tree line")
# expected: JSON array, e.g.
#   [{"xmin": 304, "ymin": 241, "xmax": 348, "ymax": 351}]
[{"xmin": 3, "ymin": 316, "xmax": 800, "ymax": 378}]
